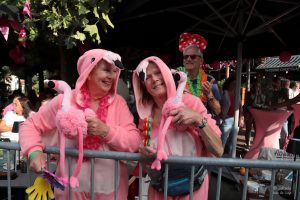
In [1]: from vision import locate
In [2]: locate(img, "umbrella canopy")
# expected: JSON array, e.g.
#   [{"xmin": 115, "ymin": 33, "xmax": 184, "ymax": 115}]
[
  {"xmin": 256, "ymin": 55, "xmax": 300, "ymax": 72},
  {"xmin": 104, "ymin": 0, "xmax": 300, "ymax": 65},
  {"xmin": 104, "ymin": 0, "xmax": 300, "ymax": 158}
]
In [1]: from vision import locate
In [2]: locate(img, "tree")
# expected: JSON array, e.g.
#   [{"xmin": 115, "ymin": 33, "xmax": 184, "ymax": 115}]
[
  {"xmin": 3, "ymin": 0, "xmax": 116, "ymax": 48},
  {"xmin": 2, "ymin": 0, "xmax": 118, "ymax": 84}
]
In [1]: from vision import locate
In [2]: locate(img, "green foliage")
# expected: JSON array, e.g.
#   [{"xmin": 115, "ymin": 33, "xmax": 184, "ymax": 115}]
[
  {"xmin": 218, "ymin": 79, "xmax": 226, "ymax": 89},
  {"xmin": 5, "ymin": 0, "xmax": 116, "ymax": 48},
  {"xmin": 32, "ymin": 70, "xmax": 52, "ymax": 94}
]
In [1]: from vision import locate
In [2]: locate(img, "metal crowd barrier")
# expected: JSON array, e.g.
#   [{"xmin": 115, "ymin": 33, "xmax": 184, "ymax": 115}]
[{"xmin": 1, "ymin": 141, "xmax": 300, "ymax": 200}]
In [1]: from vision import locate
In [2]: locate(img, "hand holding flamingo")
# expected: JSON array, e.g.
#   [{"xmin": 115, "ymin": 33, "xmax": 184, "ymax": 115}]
[
  {"xmin": 45, "ymin": 80, "xmax": 96, "ymax": 188},
  {"xmin": 151, "ymin": 71, "xmax": 187, "ymax": 170}
]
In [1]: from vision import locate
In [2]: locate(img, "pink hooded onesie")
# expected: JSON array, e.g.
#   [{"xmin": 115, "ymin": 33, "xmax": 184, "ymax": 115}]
[
  {"xmin": 132, "ymin": 56, "xmax": 221, "ymax": 200},
  {"xmin": 20, "ymin": 49, "xmax": 141, "ymax": 200}
]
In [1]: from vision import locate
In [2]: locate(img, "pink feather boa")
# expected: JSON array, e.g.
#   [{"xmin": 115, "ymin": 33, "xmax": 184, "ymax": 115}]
[{"xmin": 81, "ymin": 85, "xmax": 109, "ymax": 152}]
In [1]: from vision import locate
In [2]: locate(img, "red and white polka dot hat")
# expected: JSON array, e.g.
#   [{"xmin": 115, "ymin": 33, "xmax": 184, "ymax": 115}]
[{"xmin": 178, "ymin": 32, "xmax": 208, "ymax": 52}]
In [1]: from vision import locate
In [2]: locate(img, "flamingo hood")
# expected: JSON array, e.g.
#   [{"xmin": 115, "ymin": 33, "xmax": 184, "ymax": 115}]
[
  {"xmin": 132, "ymin": 56, "xmax": 176, "ymax": 119},
  {"xmin": 74, "ymin": 49, "xmax": 124, "ymax": 106}
]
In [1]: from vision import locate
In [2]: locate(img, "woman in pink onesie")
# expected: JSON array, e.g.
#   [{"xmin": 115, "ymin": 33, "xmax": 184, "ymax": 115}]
[
  {"xmin": 132, "ymin": 56, "xmax": 223, "ymax": 200},
  {"xmin": 19, "ymin": 49, "xmax": 141, "ymax": 200}
]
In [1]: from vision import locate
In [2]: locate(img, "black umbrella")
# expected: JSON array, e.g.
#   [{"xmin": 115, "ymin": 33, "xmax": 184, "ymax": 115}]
[{"xmin": 104, "ymin": 0, "xmax": 300, "ymax": 158}]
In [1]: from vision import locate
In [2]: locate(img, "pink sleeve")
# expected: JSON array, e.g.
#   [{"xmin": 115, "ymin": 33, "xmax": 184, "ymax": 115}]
[
  {"xmin": 19, "ymin": 95, "xmax": 62, "ymax": 156},
  {"xmin": 103, "ymin": 97, "xmax": 142, "ymax": 152},
  {"xmin": 2, "ymin": 103, "xmax": 13, "ymax": 116},
  {"xmin": 183, "ymin": 94, "xmax": 221, "ymax": 137}
]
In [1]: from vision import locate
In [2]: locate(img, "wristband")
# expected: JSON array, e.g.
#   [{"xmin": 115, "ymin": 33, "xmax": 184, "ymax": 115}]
[
  {"xmin": 198, "ymin": 117, "xmax": 208, "ymax": 129},
  {"xmin": 29, "ymin": 150, "xmax": 42, "ymax": 161}
]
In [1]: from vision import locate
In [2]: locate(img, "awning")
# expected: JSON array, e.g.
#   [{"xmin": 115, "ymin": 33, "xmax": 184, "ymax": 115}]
[{"xmin": 256, "ymin": 55, "xmax": 300, "ymax": 72}]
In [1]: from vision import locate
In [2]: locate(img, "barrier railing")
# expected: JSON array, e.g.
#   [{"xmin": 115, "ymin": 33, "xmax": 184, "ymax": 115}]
[{"xmin": 1, "ymin": 141, "xmax": 300, "ymax": 200}]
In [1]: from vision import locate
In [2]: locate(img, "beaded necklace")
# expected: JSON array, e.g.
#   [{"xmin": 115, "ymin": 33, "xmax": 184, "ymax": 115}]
[
  {"xmin": 178, "ymin": 66, "xmax": 202, "ymax": 97},
  {"xmin": 143, "ymin": 117, "xmax": 152, "ymax": 146}
]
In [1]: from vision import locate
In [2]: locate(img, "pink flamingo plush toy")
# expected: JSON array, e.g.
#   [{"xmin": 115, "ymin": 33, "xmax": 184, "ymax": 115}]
[
  {"xmin": 151, "ymin": 71, "xmax": 187, "ymax": 170},
  {"xmin": 46, "ymin": 80, "xmax": 95, "ymax": 188}
]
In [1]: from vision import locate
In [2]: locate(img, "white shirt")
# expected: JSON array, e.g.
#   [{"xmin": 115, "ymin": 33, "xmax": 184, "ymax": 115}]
[
  {"xmin": 289, "ymin": 88, "xmax": 300, "ymax": 99},
  {"xmin": 1, "ymin": 111, "xmax": 25, "ymax": 142},
  {"xmin": 2, "ymin": 111, "xmax": 25, "ymax": 127}
]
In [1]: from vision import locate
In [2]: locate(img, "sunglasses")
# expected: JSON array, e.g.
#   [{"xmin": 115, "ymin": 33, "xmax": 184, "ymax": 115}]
[{"xmin": 183, "ymin": 54, "xmax": 201, "ymax": 60}]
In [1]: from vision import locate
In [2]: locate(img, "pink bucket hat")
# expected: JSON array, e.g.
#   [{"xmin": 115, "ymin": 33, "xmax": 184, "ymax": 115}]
[{"xmin": 132, "ymin": 56, "xmax": 176, "ymax": 119}]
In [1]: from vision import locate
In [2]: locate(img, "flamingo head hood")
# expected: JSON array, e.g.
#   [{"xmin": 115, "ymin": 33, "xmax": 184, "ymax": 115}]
[
  {"xmin": 75, "ymin": 49, "xmax": 124, "ymax": 106},
  {"xmin": 132, "ymin": 56, "xmax": 176, "ymax": 119}
]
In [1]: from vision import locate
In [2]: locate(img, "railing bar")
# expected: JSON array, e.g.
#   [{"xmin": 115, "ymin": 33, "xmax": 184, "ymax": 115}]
[
  {"xmin": 296, "ymin": 169, "xmax": 300, "ymax": 200},
  {"xmin": 189, "ymin": 165, "xmax": 195, "ymax": 200},
  {"xmin": 47, "ymin": 153, "xmax": 50, "ymax": 169},
  {"xmin": 27, "ymin": 158, "xmax": 31, "ymax": 186},
  {"xmin": 138, "ymin": 162, "xmax": 143, "ymax": 200},
  {"xmin": 7, "ymin": 150, "xmax": 11, "ymax": 200},
  {"xmin": 242, "ymin": 168, "xmax": 249, "ymax": 200},
  {"xmin": 68, "ymin": 157, "xmax": 72, "ymax": 200},
  {"xmin": 269, "ymin": 169, "xmax": 276, "ymax": 200},
  {"xmin": 114, "ymin": 160, "xmax": 119, "ymax": 200},
  {"xmin": 164, "ymin": 164, "xmax": 169, "ymax": 200},
  {"xmin": 90, "ymin": 158, "xmax": 95, "ymax": 200},
  {"xmin": 13, "ymin": 150, "xmax": 19, "ymax": 172},
  {"xmin": 216, "ymin": 167, "xmax": 222, "ymax": 200},
  {"xmin": 18, "ymin": 149, "xmax": 20, "ymax": 172},
  {"xmin": 3, "ymin": 143, "xmax": 300, "ymax": 200}
]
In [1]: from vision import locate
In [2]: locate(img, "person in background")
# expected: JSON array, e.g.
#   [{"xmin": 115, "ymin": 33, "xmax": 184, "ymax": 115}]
[
  {"xmin": 207, "ymin": 74, "xmax": 222, "ymax": 125},
  {"xmin": 243, "ymin": 81, "xmax": 265, "ymax": 150},
  {"xmin": 19, "ymin": 49, "xmax": 141, "ymax": 200},
  {"xmin": 177, "ymin": 33, "xmax": 221, "ymax": 117},
  {"xmin": 279, "ymin": 78, "xmax": 290, "ymax": 147},
  {"xmin": 289, "ymin": 81, "xmax": 299, "ymax": 99},
  {"xmin": 132, "ymin": 56, "xmax": 223, "ymax": 200},
  {"xmin": 272, "ymin": 92, "xmax": 300, "ymax": 108},
  {"xmin": 207, "ymin": 74, "xmax": 222, "ymax": 102},
  {"xmin": 220, "ymin": 76, "xmax": 242, "ymax": 155},
  {"xmin": 265, "ymin": 77, "xmax": 282, "ymax": 107},
  {"xmin": 0, "ymin": 96, "xmax": 34, "ymax": 142},
  {"xmin": 1, "ymin": 90, "xmax": 25, "ymax": 118},
  {"xmin": 287, "ymin": 81, "xmax": 300, "ymax": 133},
  {"xmin": 266, "ymin": 77, "xmax": 290, "ymax": 148}
]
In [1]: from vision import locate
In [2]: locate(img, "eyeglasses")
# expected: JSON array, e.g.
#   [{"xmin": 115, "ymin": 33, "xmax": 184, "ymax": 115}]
[{"xmin": 183, "ymin": 54, "xmax": 201, "ymax": 60}]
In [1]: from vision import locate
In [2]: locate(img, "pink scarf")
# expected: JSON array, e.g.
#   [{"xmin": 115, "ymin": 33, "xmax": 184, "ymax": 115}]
[{"xmin": 81, "ymin": 85, "xmax": 109, "ymax": 153}]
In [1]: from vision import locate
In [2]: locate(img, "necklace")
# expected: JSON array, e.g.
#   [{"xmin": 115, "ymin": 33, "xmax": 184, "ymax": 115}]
[
  {"xmin": 143, "ymin": 117, "xmax": 152, "ymax": 146},
  {"xmin": 178, "ymin": 66, "xmax": 201, "ymax": 97}
]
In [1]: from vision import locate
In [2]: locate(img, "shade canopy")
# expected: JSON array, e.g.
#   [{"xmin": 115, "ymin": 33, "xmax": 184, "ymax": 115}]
[
  {"xmin": 102, "ymin": 0, "xmax": 300, "ymax": 66},
  {"xmin": 256, "ymin": 55, "xmax": 300, "ymax": 72}
]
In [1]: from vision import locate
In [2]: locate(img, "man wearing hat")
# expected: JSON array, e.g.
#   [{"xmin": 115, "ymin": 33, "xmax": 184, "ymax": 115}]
[{"xmin": 178, "ymin": 32, "xmax": 221, "ymax": 116}]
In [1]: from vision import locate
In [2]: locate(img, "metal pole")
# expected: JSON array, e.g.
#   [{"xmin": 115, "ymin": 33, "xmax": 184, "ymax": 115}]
[
  {"xmin": 247, "ymin": 60, "xmax": 251, "ymax": 92},
  {"xmin": 138, "ymin": 162, "xmax": 143, "ymax": 200},
  {"xmin": 216, "ymin": 167, "xmax": 222, "ymax": 200},
  {"xmin": 7, "ymin": 150, "xmax": 11, "ymax": 200},
  {"xmin": 232, "ymin": 40, "xmax": 243, "ymax": 158},
  {"xmin": 164, "ymin": 164, "xmax": 169, "ymax": 200},
  {"xmin": 90, "ymin": 158, "xmax": 95, "ymax": 200},
  {"xmin": 296, "ymin": 169, "xmax": 300, "ymax": 200},
  {"xmin": 114, "ymin": 160, "xmax": 119, "ymax": 200},
  {"xmin": 189, "ymin": 166, "xmax": 195, "ymax": 200}
]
